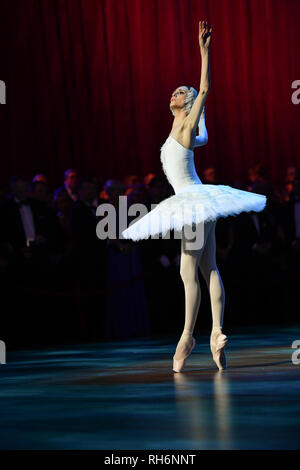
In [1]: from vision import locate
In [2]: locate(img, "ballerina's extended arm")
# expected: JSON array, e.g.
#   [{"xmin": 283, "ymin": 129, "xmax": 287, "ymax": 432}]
[{"xmin": 185, "ymin": 21, "xmax": 212, "ymax": 135}]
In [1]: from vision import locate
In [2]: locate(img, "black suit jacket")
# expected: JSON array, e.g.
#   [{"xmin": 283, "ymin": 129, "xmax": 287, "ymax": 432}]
[
  {"xmin": 233, "ymin": 209, "xmax": 276, "ymax": 255},
  {"xmin": 69, "ymin": 199, "xmax": 106, "ymax": 262},
  {"xmin": 0, "ymin": 195, "xmax": 63, "ymax": 253}
]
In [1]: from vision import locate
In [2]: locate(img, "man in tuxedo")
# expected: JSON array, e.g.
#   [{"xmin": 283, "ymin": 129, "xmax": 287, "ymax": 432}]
[
  {"xmin": 63, "ymin": 168, "xmax": 79, "ymax": 202},
  {"xmin": 70, "ymin": 177, "xmax": 107, "ymax": 288},
  {"xmin": 230, "ymin": 207, "xmax": 277, "ymax": 280},
  {"xmin": 53, "ymin": 169, "xmax": 80, "ymax": 212},
  {"xmin": 69, "ymin": 177, "xmax": 107, "ymax": 338},
  {"xmin": 0, "ymin": 175, "xmax": 62, "ymax": 265}
]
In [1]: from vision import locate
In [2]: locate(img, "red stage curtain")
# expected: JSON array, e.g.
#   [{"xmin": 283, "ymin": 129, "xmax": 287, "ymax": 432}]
[{"xmin": 0, "ymin": 0, "xmax": 299, "ymax": 189}]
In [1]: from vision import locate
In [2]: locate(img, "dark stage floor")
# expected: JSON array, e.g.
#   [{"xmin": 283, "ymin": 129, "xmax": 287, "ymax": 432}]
[{"xmin": 0, "ymin": 325, "xmax": 300, "ymax": 450}]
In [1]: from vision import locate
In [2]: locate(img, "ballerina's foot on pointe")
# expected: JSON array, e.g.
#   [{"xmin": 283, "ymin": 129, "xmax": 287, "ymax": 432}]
[
  {"xmin": 172, "ymin": 329, "xmax": 196, "ymax": 373},
  {"xmin": 210, "ymin": 326, "xmax": 228, "ymax": 370}
]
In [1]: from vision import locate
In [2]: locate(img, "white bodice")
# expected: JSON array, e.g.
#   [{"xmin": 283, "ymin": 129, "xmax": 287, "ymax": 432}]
[{"xmin": 160, "ymin": 136, "xmax": 202, "ymax": 194}]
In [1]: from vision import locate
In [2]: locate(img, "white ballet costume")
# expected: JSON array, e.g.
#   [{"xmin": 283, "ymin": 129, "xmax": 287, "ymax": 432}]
[
  {"xmin": 121, "ymin": 108, "xmax": 267, "ymax": 241},
  {"xmin": 122, "ymin": 107, "xmax": 267, "ymax": 371}
]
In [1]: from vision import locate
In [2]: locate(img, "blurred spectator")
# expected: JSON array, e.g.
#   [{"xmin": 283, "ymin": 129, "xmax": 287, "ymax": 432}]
[
  {"xmin": 56, "ymin": 168, "xmax": 79, "ymax": 202},
  {"xmin": 104, "ymin": 177, "xmax": 150, "ymax": 339},
  {"xmin": 230, "ymin": 205, "xmax": 279, "ymax": 280},
  {"xmin": 148, "ymin": 176, "xmax": 171, "ymax": 206},
  {"xmin": 32, "ymin": 173, "xmax": 48, "ymax": 184},
  {"xmin": 281, "ymin": 166, "xmax": 299, "ymax": 203},
  {"xmin": 215, "ymin": 217, "xmax": 235, "ymax": 267},
  {"xmin": 126, "ymin": 185, "xmax": 149, "ymax": 206},
  {"xmin": 247, "ymin": 166, "xmax": 257, "ymax": 191},
  {"xmin": 53, "ymin": 187, "xmax": 73, "ymax": 243},
  {"xmin": 70, "ymin": 178, "xmax": 100, "ymax": 237},
  {"xmin": 289, "ymin": 175, "xmax": 300, "ymax": 249},
  {"xmin": 0, "ymin": 175, "xmax": 62, "ymax": 269},
  {"xmin": 105, "ymin": 178, "xmax": 126, "ymax": 207},
  {"xmin": 77, "ymin": 177, "xmax": 99, "ymax": 213},
  {"xmin": 31, "ymin": 180, "xmax": 52, "ymax": 207},
  {"xmin": 89, "ymin": 176, "xmax": 103, "ymax": 208},
  {"xmin": 144, "ymin": 173, "xmax": 156, "ymax": 189},
  {"xmin": 202, "ymin": 166, "xmax": 217, "ymax": 184},
  {"xmin": 141, "ymin": 176, "xmax": 180, "ymax": 272},
  {"xmin": 70, "ymin": 177, "xmax": 107, "ymax": 290},
  {"xmin": 248, "ymin": 163, "xmax": 273, "ymax": 200},
  {"xmin": 123, "ymin": 174, "xmax": 141, "ymax": 196}
]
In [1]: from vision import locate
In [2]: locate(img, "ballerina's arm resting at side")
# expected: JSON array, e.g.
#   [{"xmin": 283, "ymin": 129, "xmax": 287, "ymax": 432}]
[{"xmin": 194, "ymin": 106, "xmax": 208, "ymax": 147}]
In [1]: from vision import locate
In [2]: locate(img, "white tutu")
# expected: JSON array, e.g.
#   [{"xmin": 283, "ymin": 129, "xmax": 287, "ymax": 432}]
[
  {"xmin": 121, "ymin": 183, "xmax": 267, "ymax": 241},
  {"xmin": 122, "ymin": 132, "xmax": 267, "ymax": 241}
]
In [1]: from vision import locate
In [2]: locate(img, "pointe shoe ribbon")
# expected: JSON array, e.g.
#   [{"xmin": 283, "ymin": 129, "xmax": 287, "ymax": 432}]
[
  {"xmin": 210, "ymin": 332, "xmax": 228, "ymax": 370},
  {"xmin": 173, "ymin": 337, "xmax": 196, "ymax": 373}
]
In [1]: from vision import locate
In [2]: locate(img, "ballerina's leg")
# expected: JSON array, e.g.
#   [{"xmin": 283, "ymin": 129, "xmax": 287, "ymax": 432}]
[
  {"xmin": 198, "ymin": 220, "xmax": 225, "ymax": 331},
  {"xmin": 173, "ymin": 222, "xmax": 212, "ymax": 361}
]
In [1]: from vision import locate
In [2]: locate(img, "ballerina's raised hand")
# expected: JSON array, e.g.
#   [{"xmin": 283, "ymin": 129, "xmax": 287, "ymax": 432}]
[{"xmin": 199, "ymin": 20, "xmax": 212, "ymax": 52}]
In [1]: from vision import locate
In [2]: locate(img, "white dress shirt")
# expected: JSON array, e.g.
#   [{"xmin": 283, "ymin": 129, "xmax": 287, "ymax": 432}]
[{"xmin": 15, "ymin": 198, "xmax": 36, "ymax": 246}]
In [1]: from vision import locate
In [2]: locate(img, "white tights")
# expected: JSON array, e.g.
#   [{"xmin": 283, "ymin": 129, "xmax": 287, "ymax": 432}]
[{"xmin": 174, "ymin": 220, "xmax": 225, "ymax": 360}]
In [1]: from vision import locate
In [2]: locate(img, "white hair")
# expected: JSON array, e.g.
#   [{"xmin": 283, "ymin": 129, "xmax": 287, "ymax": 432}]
[{"xmin": 169, "ymin": 85, "xmax": 198, "ymax": 116}]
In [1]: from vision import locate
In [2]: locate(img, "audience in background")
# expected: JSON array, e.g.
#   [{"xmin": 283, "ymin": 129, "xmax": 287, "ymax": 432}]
[
  {"xmin": 0, "ymin": 164, "xmax": 299, "ymax": 343},
  {"xmin": 70, "ymin": 177, "xmax": 106, "ymax": 288},
  {"xmin": 281, "ymin": 166, "xmax": 299, "ymax": 203}
]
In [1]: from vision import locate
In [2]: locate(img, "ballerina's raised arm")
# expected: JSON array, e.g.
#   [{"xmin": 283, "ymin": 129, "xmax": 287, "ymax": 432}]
[{"xmin": 185, "ymin": 21, "xmax": 212, "ymax": 133}]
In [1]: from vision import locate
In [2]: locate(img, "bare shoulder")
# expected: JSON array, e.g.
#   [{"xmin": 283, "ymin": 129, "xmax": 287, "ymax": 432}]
[{"xmin": 171, "ymin": 117, "xmax": 196, "ymax": 151}]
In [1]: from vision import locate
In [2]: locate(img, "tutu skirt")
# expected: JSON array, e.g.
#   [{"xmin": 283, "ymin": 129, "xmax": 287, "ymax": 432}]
[{"xmin": 121, "ymin": 183, "xmax": 267, "ymax": 241}]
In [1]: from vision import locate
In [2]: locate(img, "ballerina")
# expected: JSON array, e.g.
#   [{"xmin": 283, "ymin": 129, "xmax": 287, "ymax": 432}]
[{"xmin": 122, "ymin": 21, "xmax": 266, "ymax": 372}]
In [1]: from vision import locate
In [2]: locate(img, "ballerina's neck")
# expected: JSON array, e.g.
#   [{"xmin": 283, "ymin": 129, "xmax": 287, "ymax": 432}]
[{"xmin": 169, "ymin": 122, "xmax": 184, "ymax": 137}]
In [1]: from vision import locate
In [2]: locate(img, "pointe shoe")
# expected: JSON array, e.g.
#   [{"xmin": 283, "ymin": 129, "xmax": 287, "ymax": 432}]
[
  {"xmin": 173, "ymin": 337, "xmax": 196, "ymax": 372},
  {"xmin": 210, "ymin": 330, "xmax": 228, "ymax": 370}
]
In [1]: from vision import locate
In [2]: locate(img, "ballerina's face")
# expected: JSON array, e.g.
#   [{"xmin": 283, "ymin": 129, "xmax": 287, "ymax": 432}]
[{"xmin": 170, "ymin": 88, "xmax": 187, "ymax": 111}]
